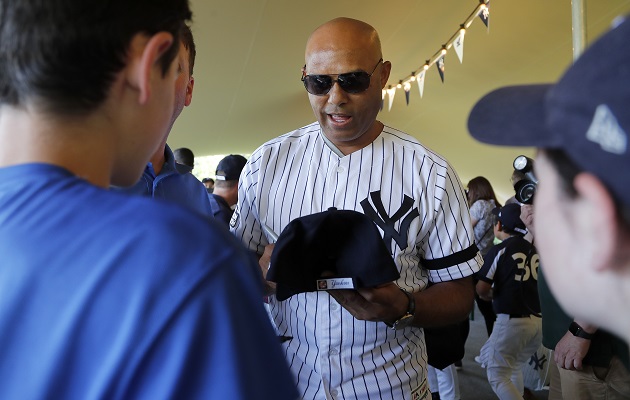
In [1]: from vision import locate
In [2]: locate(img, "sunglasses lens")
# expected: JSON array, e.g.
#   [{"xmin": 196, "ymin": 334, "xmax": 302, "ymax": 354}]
[
  {"xmin": 337, "ymin": 72, "xmax": 371, "ymax": 93},
  {"xmin": 303, "ymin": 71, "xmax": 372, "ymax": 95},
  {"xmin": 304, "ymin": 75, "xmax": 333, "ymax": 95}
]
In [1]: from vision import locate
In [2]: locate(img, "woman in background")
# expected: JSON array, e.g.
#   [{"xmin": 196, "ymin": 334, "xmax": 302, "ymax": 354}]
[
  {"xmin": 467, "ymin": 176, "xmax": 502, "ymax": 259},
  {"xmin": 458, "ymin": 176, "xmax": 503, "ymax": 372}
]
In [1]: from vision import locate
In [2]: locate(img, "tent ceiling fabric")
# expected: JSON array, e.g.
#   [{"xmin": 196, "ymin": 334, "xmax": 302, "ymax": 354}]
[{"xmin": 169, "ymin": 0, "xmax": 630, "ymax": 200}]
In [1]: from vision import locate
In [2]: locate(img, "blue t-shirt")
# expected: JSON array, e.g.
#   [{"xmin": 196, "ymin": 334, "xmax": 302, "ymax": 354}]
[
  {"xmin": 114, "ymin": 145, "xmax": 213, "ymax": 217},
  {"xmin": 0, "ymin": 163, "xmax": 298, "ymax": 400}
]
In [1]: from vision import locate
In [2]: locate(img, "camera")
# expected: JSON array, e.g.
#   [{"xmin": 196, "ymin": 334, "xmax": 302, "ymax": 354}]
[{"xmin": 512, "ymin": 155, "xmax": 537, "ymax": 205}]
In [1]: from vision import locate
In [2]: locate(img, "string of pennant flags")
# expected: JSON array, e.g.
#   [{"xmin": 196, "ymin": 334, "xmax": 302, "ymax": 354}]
[{"xmin": 382, "ymin": 0, "xmax": 490, "ymax": 111}]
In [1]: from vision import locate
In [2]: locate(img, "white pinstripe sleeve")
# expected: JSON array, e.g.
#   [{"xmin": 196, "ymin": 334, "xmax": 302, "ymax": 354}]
[
  {"xmin": 420, "ymin": 161, "xmax": 483, "ymax": 282},
  {"xmin": 230, "ymin": 147, "xmax": 268, "ymax": 255}
]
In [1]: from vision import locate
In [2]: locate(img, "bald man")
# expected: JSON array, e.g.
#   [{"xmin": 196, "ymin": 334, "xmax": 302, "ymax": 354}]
[{"xmin": 232, "ymin": 18, "xmax": 481, "ymax": 399}]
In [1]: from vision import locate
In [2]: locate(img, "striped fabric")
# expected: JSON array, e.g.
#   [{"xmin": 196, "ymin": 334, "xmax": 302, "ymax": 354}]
[{"xmin": 232, "ymin": 122, "xmax": 482, "ymax": 399}]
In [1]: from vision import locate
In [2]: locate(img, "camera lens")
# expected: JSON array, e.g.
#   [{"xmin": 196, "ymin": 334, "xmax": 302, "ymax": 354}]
[{"xmin": 515, "ymin": 181, "xmax": 536, "ymax": 204}]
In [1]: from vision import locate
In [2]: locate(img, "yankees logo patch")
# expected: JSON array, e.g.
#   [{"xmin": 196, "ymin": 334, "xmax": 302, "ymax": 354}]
[{"xmin": 360, "ymin": 190, "xmax": 419, "ymax": 253}]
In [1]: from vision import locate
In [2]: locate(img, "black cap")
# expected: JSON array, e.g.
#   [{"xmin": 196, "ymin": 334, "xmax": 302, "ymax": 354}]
[
  {"xmin": 492, "ymin": 203, "xmax": 527, "ymax": 235},
  {"xmin": 216, "ymin": 154, "xmax": 247, "ymax": 181},
  {"xmin": 468, "ymin": 17, "xmax": 630, "ymax": 209},
  {"xmin": 267, "ymin": 208, "xmax": 400, "ymax": 301}
]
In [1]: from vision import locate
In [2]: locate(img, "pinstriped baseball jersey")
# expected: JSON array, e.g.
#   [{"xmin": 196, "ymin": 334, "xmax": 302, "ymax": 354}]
[{"xmin": 231, "ymin": 121, "xmax": 482, "ymax": 400}]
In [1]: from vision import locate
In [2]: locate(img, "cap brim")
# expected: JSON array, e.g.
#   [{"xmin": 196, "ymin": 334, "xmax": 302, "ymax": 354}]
[{"xmin": 467, "ymin": 84, "xmax": 562, "ymax": 148}]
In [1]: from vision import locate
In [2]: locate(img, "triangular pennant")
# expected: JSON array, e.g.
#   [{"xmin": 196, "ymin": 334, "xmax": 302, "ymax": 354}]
[
  {"xmin": 387, "ymin": 86, "xmax": 396, "ymax": 111},
  {"xmin": 417, "ymin": 70, "xmax": 426, "ymax": 98},
  {"xmin": 404, "ymin": 82, "xmax": 411, "ymax": 105},
  {"xmin": 478, "ymin": 2, "xmax": 489, "ymax": 29},
  {"xmin": 436, "ymin": 56, "xmax": 445, "ymax": 83},
  {"xmin": 453, "ymin": 30, "xmax": 465, "ymax": 63}
]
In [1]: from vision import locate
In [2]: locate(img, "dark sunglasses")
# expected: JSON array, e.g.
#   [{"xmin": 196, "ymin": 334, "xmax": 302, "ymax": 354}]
[{"xmin": 301, "ymin": 58, "xmax": 383, "ymax": 96}]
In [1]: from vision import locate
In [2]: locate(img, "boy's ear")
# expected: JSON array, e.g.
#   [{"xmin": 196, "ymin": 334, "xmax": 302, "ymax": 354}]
[
  {"xmin": 127, "ymin": 32, "xmax": 175, "ymax": 105},
  {"xmin": 185, "ymin": 76, "xmax": 195, "ymax": 107}
]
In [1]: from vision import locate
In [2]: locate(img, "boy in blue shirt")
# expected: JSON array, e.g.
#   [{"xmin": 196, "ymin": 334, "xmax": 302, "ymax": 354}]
[{"xmin": 0, "ymin": 1, "xmax": 297, "ymax": 399}]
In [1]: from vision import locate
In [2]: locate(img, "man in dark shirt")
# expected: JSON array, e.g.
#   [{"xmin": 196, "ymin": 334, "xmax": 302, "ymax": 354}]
[{"xmin": 210, "ymin": 154, "xmax": 247, "ymax": 226}]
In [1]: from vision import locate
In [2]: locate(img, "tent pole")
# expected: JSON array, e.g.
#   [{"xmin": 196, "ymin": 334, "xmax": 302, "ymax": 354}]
[{"xmin": 571, "ymin": 0, "xmax": 586, "ymax": 60}]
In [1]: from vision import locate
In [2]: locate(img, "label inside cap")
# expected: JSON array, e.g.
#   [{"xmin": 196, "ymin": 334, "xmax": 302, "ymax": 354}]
[{"xmin": 316, "ymin": 278, "xmax": 355, "ymax": 290}]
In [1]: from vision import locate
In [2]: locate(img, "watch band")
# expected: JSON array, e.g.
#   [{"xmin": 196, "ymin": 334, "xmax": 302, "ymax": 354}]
[
  {"xmin": 569, "ymin": 321, "xmax": 594, "ymax": 340},
  {"xmin": 385, "ymin": 288, "xmax": 415, "ymax": 330}
]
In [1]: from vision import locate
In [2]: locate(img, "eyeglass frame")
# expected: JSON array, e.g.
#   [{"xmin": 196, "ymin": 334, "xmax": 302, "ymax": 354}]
[{"xmin": 300, "ymin": 58, "xmax": 384, "ymax": 96}]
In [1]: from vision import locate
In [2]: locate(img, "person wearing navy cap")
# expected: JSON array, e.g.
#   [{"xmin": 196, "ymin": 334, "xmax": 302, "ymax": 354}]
[
  {"xmin": 468, "ymin": 16, "xmax": 630, "ymax": 399},
  {"xmin": 210, "ymin": 154, "xmax": 247, "ymax": 227},
  {"xmin": 474, "ymin": 203, "xmax": 542, "ymax": 399}
]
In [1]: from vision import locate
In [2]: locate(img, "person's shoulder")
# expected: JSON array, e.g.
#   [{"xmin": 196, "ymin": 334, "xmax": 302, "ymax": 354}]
[
  {"xmin": 107, "ymin": 190, "xmax": 234, "ymax": 254},
  {"xmin": 381, "ymin": 125, "xmax": 451, "ymax": 167},
  {"xmin": 485, "ymin": 238, "xmax": 510, "ymax": 257},
  {"xmin": 474, "ymin": 199, "xmax": 494, "ymax": 212},
  {"xmin": 253, "ymin": 122, "xmax": 320, "ymax": 153},
  {"xmin": 208, "ymin": 193, "xmax": 229, "ymax": 210},
  {"xmin": 117, "ymin": 196, "xmax": 256, "ymax": 290},
  {"xmin": 497, "ymin": 235, "xmax": 532, "ymax": 256},
  {"xmin": 177, "ymin": 170, "xmax": 207, "ymax": 190}
]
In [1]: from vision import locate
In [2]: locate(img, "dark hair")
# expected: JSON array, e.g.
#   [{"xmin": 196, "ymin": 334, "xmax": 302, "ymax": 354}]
[
  {"xmin": 495, "ymin": 219, "xmax": 525, "ymax": 236},
  {"xmin": 0, "ymin": 0, "xmax": 192, "ymax": 116},
  {"xmin": 174, "ymin": 147, "xmax": 195, "ymax": 168},
  {"xmin": 467, "ymin": 176, "xmax": 502, "ymax": 208},
  {"xmin": 543, "ymin": 148, "xmax": 630, "ymax": 228},
  {"xmin": 180, "ymin": 24, "xmax": 196, "ymax": 75}
]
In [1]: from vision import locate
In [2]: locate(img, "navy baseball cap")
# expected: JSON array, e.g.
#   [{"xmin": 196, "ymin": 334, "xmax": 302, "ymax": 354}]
[
  {"xmin": 468, "ymin": 17, "xmax": 630, "ymax": 208},
  {"xmin": 216, "ymin": 154, "xmax": 247, "ymax": 181},
  {"xmin": 267, "ymin": 208, "xmax": 401, "ymax": 301},
  {"xmin": 492, "ymin": 203, "xmax": 527, "ymax": 235}
]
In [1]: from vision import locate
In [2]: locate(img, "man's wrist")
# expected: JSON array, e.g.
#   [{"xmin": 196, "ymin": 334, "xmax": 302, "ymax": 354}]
[
  {"xmin": 385, "ymin": 288, "xmax": 415, "ymax": 330},
  {"xmin": 569, "ymin": 321, "xmax": 594, "ymax": 340}
]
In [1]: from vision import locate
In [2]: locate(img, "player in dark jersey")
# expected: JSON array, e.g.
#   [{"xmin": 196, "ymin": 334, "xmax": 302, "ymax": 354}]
[{"xmin": 475, "ymin": 203, "xmax": 542, "ymax": 399}]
